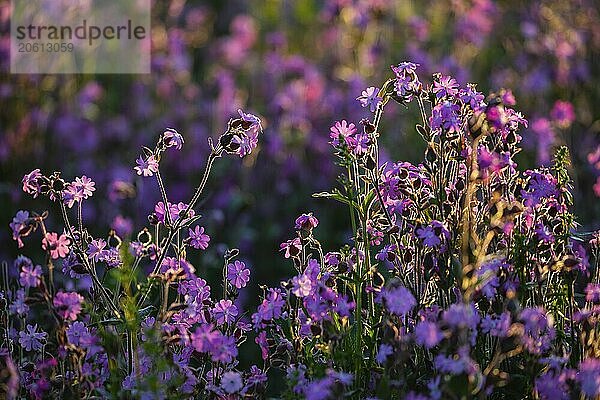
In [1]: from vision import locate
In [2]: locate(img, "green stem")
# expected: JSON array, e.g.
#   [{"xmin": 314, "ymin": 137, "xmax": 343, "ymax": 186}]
[{"xmin": 137, "ymin": 147, "xmax": 222, "ymax": 307}]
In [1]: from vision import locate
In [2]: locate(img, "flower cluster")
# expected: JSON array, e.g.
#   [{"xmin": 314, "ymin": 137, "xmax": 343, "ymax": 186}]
[
  {"xmin": 3, "ymin": 64, "xmax": 600, "ymax": 399},
  {"xmin": 246, "ymin": 64, "xmax": 599, "ymax": 399}
]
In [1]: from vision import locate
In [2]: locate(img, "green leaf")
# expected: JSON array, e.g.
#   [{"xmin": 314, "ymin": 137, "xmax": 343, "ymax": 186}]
[{"xmin": 313, "ymin": 190, "xmax": 352, "ymax": 207}]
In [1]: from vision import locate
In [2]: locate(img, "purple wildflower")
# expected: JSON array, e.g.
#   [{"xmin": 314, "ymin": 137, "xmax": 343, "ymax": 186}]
[
  {"xmin": 391, "ymin": 62, "xmax": 421, "ymax": 100},
  {"xmin": 209, "ymin": 333, "xmax": 238, "ymax": 363},
  {"xmin": 416, "ymin": 225, "xmax": 440, "ymax": 247},
  {"xmin": 188, "ymin": 226, "xmax": 210, "ymax": 250},
  {"xmin": 459, "ymin": 83, "xmax": 485, "ymax": 110},
  {"xmin": 229, "ymin": 109, "xmax": 262, "ymax": 158},
  {"xmin": 191, "ymin": 324, "xmax": 220, "ymax": 353},
  {"xmin": 430, "ymin": 101, "xmax": 462, "ymax": 134},
  {"xmin": 19, "ymin": 324, "xmax": 47, "ymax": 352},
  {"xmin": 19, "ymin": 263, "xmax": 42, "ymax": 288},
  {"xmin": 280, "ymin": 237, "xmax": 302, "ymax": 258},
  {"xmin": 577, "ymin": 358, "xmax": 600, "ymax": 398},
  {"xmin": 416, "ymin": 220, "xmax": 450, "ymax": 247},
  {"xmin": 333, "ymin": 294, "xmax": 355, "ymax": 318},
  {"xmin": 22, "ymin": 169, "xmax": 42, "ymax": 197},
  {"xmin": 162, "ymin": 128, "xmax": 184, "ymax": 150},
  {"xmin": 585, "ymin": 283, "xmax": 600, "ymax": 304},
  {"xmin": 519, "ymin": 307, "xmax": 555, "ymax": 355},
  {"xmin": 475, "ymin": 259, "xmax": 503, "ymax": 299},
  {"xmin": 535, "ymin": 370, "xmax": 570, "ymax": 400},
  {"xmin": 87, "ymin": 238, "xmax": 107, "ymax": 262},
  {"xmin": 252, "ymin": 288, "xmax": 286, "ymax": 326},
  {"xmin": 74, "ymin": 175, "xmax": 95, "ymax": 198},
  {"xmin": 357, "ymin": 86, "xmax": 382, "ymax": 112},
  {"xmin": 134, "ymin": 155, "xmax": 159, "ymax": 177},
  {"xmin": 414, "ymin": 321, "xmax": 444, "ymax": 349},
  {"xmin": 329, "ymin": 120, "xmax": 357, "ymax": 147},
  {"xmin": 9, "ymin": 210, "xmax": 31, "ymax": 248},
  {"xmin": 221, "ymin": 371, "xmax": 243, "ymax": 394},
  {"xmin": 53, "ymin": 291, "xmax": 84, "ymax": 321},
  {"xmin": 295, "ymin": 213, "xmax": 319, "ymax": 231},
  {"xmin": 169, "ymin": 202, "xmax": 195, "ymax": 222},
  {"xmin": 353, "ymin": 132, "xmax": 370, "ymax": 155},
  {"xmin": 9, "ymin": 289, "xmax": 29, "ymax": 315},
  {"xmin": 62, "ymin": 182, "xmax": 83, "ymax": 208},
  {"xmin": 238, "ymin": 108, "xmax": 262, "ymax": 131},
  {"xmin": 303, "ymin": 377, "xmax": 333, "ymax": 400},
  {"xmin": 256, "ymin": 330, "xmax": 269, "ymax": 360},
  {"xmin": 111, "ymin": 215, "xmax": 133, "ymax": 238},
  {"xmin": 292, "ymin": 274, "xmax": 315, "ymax": 298},
  {"xmin": 376, "ymin": 244, "xmax": 398, "ymax": 264},
  {"xmin": 179, "ymin": 277, "xmax": 211, "ymax": 303},
  {"xmin": 226, "ymin": 260, "xmax": 251, "ymax": 289},
  {"xmin": 433, "ymin": 75, "xmax": 459, "ymax": 98},
  {"xmin": 376, "ymin": 343, "xmax": 393, "ymax": 364},
  {"xmin": 66, "ymin": 321, "xmax": 93, "ymax": 347},
  {"xmin": 232, "ymin": 130, "xmax": 259, "ymax": 157},
  {"xmin": 521, "ymin": 170, "xmax": 560, "ymax": 208},
  {"xmin": 212, "ymin": 299, "xmax": 238, "ymax": 325},
  {"xmin": 444, "ymin": 303, "xmax": 481, "ymax": 330},
  {"xmin": 434, "ymin": 353, "xmax": 467, "ymax": 375},
  {"xmin": 383, "ymin": 286, "xmax": 416, "ymax": 316}
]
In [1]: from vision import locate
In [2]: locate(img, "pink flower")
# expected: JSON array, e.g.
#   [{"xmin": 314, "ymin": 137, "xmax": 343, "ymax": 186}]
[
  {"xmin": 42, "ymin": 232, "xmax": 71, "ymax": 259},
  {"xmin": 22, "ymin": 169, "xmax": 42, "ymax": 197},
  {"xmin": 134, "ymin": 155, "xmax": 159, "ymax": 176},
  {"xmin": 294, "ymin": 213, "xmax": 319, "ymax": 231},
  {"xmin": 53, "ymin": 291, "xmax": 84, "ymax": 321},
  {"xmin": 162, "ymin": 128, "xmax": 184, "ymax": 150},
  {"xmin": 329, "ymin": 120, "xmax": 357, "ymax": 147},
  {"xmin": 280, "ymin": 237, "xmax": 302, "ymax": 258},
  {"xmin": 74, "ymin": 175, "xmax": 96, "ymax": 198},
  {"xmin": 191, "ymin": 324, "xmax": 219, "ymax": 353},
  {"xmin": 550, "ymin": 100, "xmax": 575, "ymax": 128},
  {"xmin": 588, "ymin": 146, "xmax": 600, "ymax": 170}
]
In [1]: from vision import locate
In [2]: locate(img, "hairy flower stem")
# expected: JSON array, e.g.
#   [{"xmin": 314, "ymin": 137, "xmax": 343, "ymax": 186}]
[
  {"xmin": 126, "ymin": 330, "xmax": 134, "ymax": 376},
  {"xmin": 137, "ymin": 146, "xmax": 223, "ymax": 308},
  {"xmin": 59, "ymin": 202, "xmax": 121, "ymax": 317},
  {"xmin": 346, "ymin": 163, "xmax": 364, "ymax": 387},
  {"xmin": 155, "ymin": 169, "xmax": 172, "ymax": 227},
  {"xmin": 460, "ymin": 134, "xmax": 484, "ymax": 301}
]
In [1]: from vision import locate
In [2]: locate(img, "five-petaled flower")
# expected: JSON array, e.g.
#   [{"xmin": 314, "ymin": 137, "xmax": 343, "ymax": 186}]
[
  {"xmin": 134, "ymin": 155, "xmax": 159, "ymax": 176},
  {"xmin": 357, "ymin": 87, "xmax": 382, "ymax": 112},
  {"xmin": 42, "ymin": 232, "xmax": 71, "ymax": 259},
  {"xmin": 227, "ymin": 260, "xmax": 250, "ymax": 289},
  {"xmin": 212, "ymin": 299, "xmax": 239, "ymax": 325},
  {"xmin": 87, "ymin": 238, "xmax": 107, "ymax": 262},
  {"xmin": 19, "ymin": 324, "xmax": 47, "ymax": 352},
  {"xmin": 189, "ymin": 226, "xmax": 210, "ymax": 250}
]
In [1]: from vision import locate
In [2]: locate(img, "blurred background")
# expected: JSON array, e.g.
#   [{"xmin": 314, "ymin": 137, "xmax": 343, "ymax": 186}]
[{"xmin": 1, "ymin": 0, "xmax": 600, "ymax": 313}]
